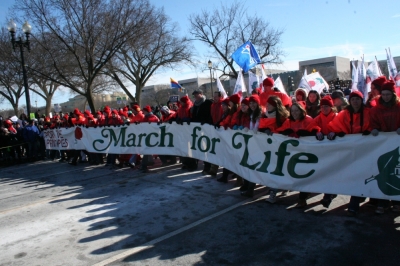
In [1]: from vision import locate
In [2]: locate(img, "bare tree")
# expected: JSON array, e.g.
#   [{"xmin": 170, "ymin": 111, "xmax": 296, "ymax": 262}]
[
  {"xmin": 141, "ymin": 85, "xmax": 172, "ymax": 107},
  {"xmin": 105, "ymin": 7, "xmax": 193, "ymax": 106},
  {"xmin": 0, "ymin": 28, "xmax": 26, "ymax": 115},
  {"xmin": 14, "ymin": 0, "xmax": 157, "ymax": 112},
  {"xmin": 189, "ymin": 1, "xmax": 284, "ymax": 79}
]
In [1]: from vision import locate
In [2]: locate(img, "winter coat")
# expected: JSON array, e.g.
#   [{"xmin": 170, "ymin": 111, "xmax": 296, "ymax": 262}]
[
  {"xmin": 370, "ymin": 100, "xmax": 400, "ymax": 132},
  {"xmin": 211, "ymin": 99, "xmax": 224, "ymax": 125},
  {"xmin": 142, "ymin": 113, "xmax": 160, "ymax": 123},
  {"xmin": 314, "ymin": 111, "xmax": 337, "ymax": 135},
  {"xmin": 276, "ymin": 116, "xmax": 320, "ymax": 137},
  {"xmin": 328, "ymin": 107, "xmax": 371, "ymax": 134},
  {"xmin": 191, "ymin": 98, "xmax": 213, "ymax": 124}
]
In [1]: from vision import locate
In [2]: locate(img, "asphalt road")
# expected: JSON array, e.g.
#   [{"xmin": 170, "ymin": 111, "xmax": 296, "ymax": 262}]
[{"xmin": 0, "ymin": 159, "xmax": 399, "ymax": 266}]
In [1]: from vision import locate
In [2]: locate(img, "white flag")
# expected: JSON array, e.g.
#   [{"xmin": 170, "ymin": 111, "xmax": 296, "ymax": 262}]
[
  {"xmin": 386, "ymin": 48, "xmax": 398, "ymax": 81},
  {"xmin": 258, "ymin": 64, "xmax": 267, "ymax": 91},
  {"xmin": 304, "ymin": 68, "xmax": 307, "ymax": 77},
  {"xmin": 366, "ymin": 58, "xmax": 382, "ymax": 82},
  {"xmin": 351, "ymin": 61, "xmax": 358, "ymax": 92},
  {"xmin": 274, "ymin": 76, "xmax": 287, "ymax": 95},
  {"xmin": 298, "ymin": 76, "xmax": 311, "ymax": 91},
  {"xmin": 216, "ymin": 76, "xmax": 228, "ymax": 99},
  {"xmin": 248, "ymin": 71, "xmax": 259, "ymax": 93},
  {"xmin": 233, "ymin": 69, "xmax": 247, "ymax": 96},
  {"xmin": 357, "ymin": 56, "xmax": 367, "ymax": 102},
  {"xmin": 304, "ymin": 72, "xmax": 329, "ymax": 94}
]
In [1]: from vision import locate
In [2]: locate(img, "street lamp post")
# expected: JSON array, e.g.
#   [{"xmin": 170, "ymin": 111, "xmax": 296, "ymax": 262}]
[
  {"xmin": 208, "ymin": 60, "xmax": 213, "ymax": 96},
  {"xmin": 8, "ymin": 20, "xmax": 32, "ymax": 117}
]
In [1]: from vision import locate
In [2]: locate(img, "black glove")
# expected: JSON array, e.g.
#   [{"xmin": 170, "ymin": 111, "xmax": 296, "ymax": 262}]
[
  {"xmin": 169, "ymin": 120, "xmax": 173, "ymax": 124},
  {"xmin": 337, "ymin": 132, "xmax": 346, "ymax": 137},
  {"xmin": 265, "ymin": 129, "xmax": 273, "ymax": 136},
  {"xmin": 362, "ymin": 130, "xmax": 371, "ymax": 136},
  {"xmin": 297, "ymin": 129, "xmax": 313, "ymax": 137},
  {"xmin": 280, "ymin": 128, "xmax": 294, "ymax": 136},
  {"xmin": 327, "ymin": 132, "xmax": 336, "ymax": 140}
]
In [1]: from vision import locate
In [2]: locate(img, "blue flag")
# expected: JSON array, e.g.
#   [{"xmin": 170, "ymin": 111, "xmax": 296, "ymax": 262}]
[{"xmin": 231, "ymin": 41, "xmax": 261, "ymax": 73}]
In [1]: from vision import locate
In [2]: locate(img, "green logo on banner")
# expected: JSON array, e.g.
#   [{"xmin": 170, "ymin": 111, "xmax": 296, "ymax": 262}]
[{"xmin": 365, "ymin": 147, "xmax": 400, "ymax": 195}]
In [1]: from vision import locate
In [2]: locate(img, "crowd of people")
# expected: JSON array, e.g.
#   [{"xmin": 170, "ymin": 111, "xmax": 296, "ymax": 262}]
[{"xmin": 1, "ymin": 76, "xmax": 400, "ymax": 216}]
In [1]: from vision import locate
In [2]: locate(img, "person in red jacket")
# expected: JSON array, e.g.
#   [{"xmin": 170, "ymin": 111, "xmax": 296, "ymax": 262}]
[
  {"xmin": 160, "ymin": 106, "xmax": 176, "ymax": 122},
  {"xmin": 313, "ymin": 95, "xmax": 338, "ymax": 208},
  {"xmin": 211, "ymin": 92, "xmax": 224, "ymax": 126},
  {"xmin": 142, "ymin": 105, "xmax": 160, "ymax": 123},
  {"xmin": 175, "ymin": 96, "xmax": 192, "ymax": 124},
  {"xmin": 139, "ymin": 106, "xmax": 159, "ymax": 173},
  {"xmin": 259, "ymin": 96, "xmax": 290, "ymax": 203},
  {"xmin": 366, "ymin": 76, "xmax": 386, "ymax": 108},
  {"xmin": 370, "ymin": 80, "xmax": 400, "ymax": 214},
  {"xmin": 328, "ymin": 91, "xmax": 371, "ymax": 135},
  {"xmin": 315, "ymin": 96, "xmax": 337, "ymax": 140},
  {"xmin": 276, "ymin": 101, "xmax": 320, "ymax": 208},
  {"xmin": 218, "ymin": 98, "xmax": 234, "ymax": 129},
  {"xmin": 259, "ymin": 95, "xmax": 290, "ymax": 135},
  {"xmin": 328, "ymin": 91, "xmax": 372, "ymax": 216},
  {"xmin": 130, "ymin": 105, "xmax": 145, "ymax": 123},
  {"xmin": 260, "ymin": 78, "xmax": 292, "ymax": 110},
  {"xmin": 276, "ymin": 101, "xmax": 320, "ymax": 139}
]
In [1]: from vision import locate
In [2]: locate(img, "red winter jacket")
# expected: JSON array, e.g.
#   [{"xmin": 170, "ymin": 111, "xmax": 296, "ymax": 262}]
[
  {"xmin": 142, "ymin": 113, "xmax": 160, "ymax": 123},
  {"xmin": 313, "ymin": 111, "xmax": 337, "ymax": 135},
  {"xmin": 276, "ymin": 116, "xmax": 320, "ymax": 134},
  {"xmin": 211, "ymin": 99, "xmax": 224, "ymax": 125},
  {"xmin": 370, "ymin": 100, "xmax": 400, "ymax": 132},
  {"xmin": 328, "ymin": 108, "xmax": 371, "ymax": 134}
]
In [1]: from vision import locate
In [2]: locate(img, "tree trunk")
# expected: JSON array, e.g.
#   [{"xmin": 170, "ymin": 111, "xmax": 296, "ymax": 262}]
[
  {"xmin": 45, "ymin": 97, "xmax": 52, "ymax": 116},
  {"xmin": 13, "ymin": 104, "xmax": 19, "ymax": 116},
  {"xmin": 86, "ymin": 90, "xmax": 96, "ymax": 114}
]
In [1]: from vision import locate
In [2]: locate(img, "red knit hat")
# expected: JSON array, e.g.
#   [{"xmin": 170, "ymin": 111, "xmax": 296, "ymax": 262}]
[
  {"xmin": 350, "ymin": 91, "xmax": 363, "ymax": 99},
  {"xmin": 263, "ymin": 77, "xmax": 274, "ymax": 87},
  {"xmin": 143, "ymin": 105, "xmax": 152, "ymax": 113},
  {"xmin": 241, "ymin": 97, "xmax": 250, "ymax": 106},
  {"xmin": 180, "ymin": 95, "xmax": 190, "ymax": 104},
  {"xmin": 249, "ymin": 95, "xmax": 260, "ymax": 105},
  {"xmin": 96, "ymin": 111, "xmax": 102, "ymax": 116},
  {"xmin": 229, "ymin": 94, "xmax": 241, "ymax": 105},
  {"xmin": 371, "ymin": 76, "xmax": 387, "ymax": 89},
  {"xmin": 111, "ymin": 109, "xmax": 119, "ymax": 115},
  {"xmin": 381, "ymin": 80, "xmax": 395, "ymax": 92},
  {"xmin": 103, "ymin": 106, "xmax": 111, "ymax": 113},
  {"xmin": 222, "ymin": 98, "xmax": 230, "ymax": 105},
  {"xmin": 73, "ymin": 108, "xmax": 81, "ymax": 115},
  {"xmin": 297, "ymin": 101, "xmax": 307, "ymax": 110},
  {"xmin": 132, "ymin": 104, "xmax": 140, "ymax": 111},
  {"xmin": 320, "ymin": 96, "xmax": 333, "ymax": 107},
  {"xmin": 84, "ymin": 110, "xmax": 91, "ymax": 116}
]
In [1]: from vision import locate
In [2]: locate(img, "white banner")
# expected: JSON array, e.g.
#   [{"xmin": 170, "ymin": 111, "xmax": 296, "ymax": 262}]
[{"xmin": 43, "ymin": 124, "xmax": 400, "ymax": 201}]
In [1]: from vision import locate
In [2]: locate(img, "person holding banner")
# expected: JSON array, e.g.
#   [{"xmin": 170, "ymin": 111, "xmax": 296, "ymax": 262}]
[
  {"xmin": 209, "ymin": 92, "xmax": 225, "ymax": 176},
  {"xmin": 258, "ymin": 96, "xmax": 290, "ymax": 203},
  {"xmin": 314, "ymin": 96, "xmax": 338, "ymax": 208},
  {"xmin": 276, "ymin": 101, "xmax": 320, "ymax": 207},
  {"xmin": 190, "ymin": 89, "xmax": 213, "ymax": 174},
  {"xmin": 216, "ymin": 97, "xmax": 238, "ymax": 183},
  {"xmin": 370, "ymin": 80, "xmax": 400, "ymax": 214},
  {"xmin": 328, "ymin": 91, "xmax": 371, "ymax": 216},
  {"xmin": 240, "ymin": 95, "xmax": 262, "ymax": 197}
]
